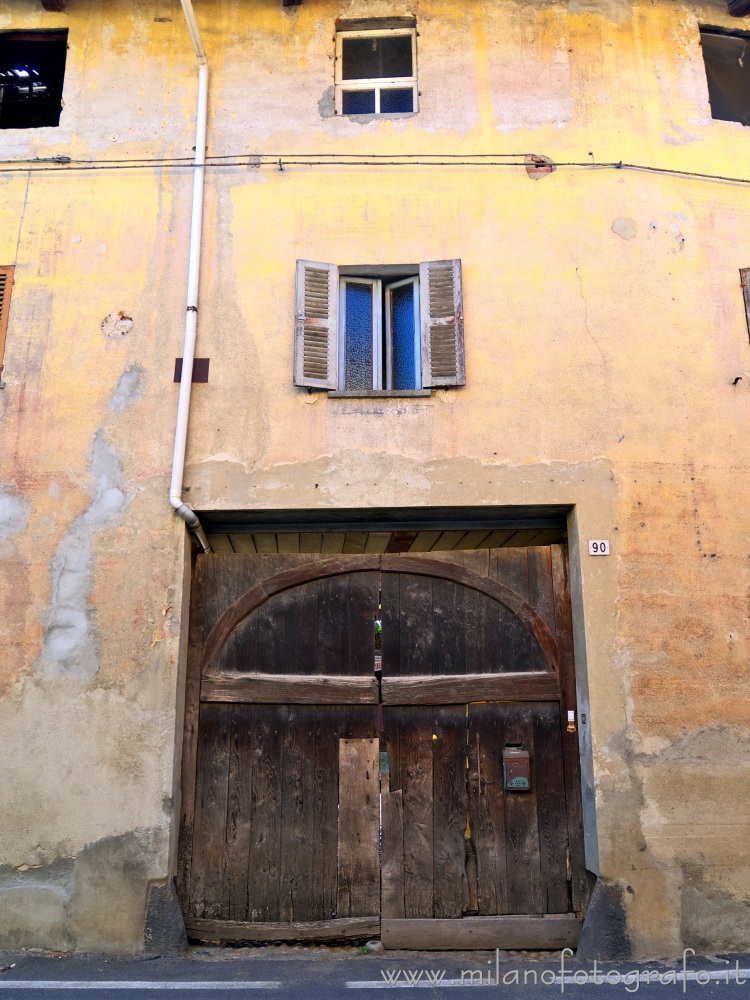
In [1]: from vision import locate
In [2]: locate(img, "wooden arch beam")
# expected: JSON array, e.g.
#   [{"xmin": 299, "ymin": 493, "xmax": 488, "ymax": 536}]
[{"xmin": 201, "ymin": 554, "xmax": 559, "ymax": 673}]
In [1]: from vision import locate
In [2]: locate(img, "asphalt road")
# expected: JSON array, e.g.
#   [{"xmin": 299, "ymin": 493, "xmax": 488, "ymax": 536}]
[{"xmin": 0, "ymin": 949, "xmax": 748, "ymax": 1000}]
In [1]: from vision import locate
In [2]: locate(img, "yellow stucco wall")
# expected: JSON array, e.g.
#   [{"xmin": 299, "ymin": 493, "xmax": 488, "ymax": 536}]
[{"xmin": 0, "ymin": 0, "xmax": 749, "ymax": 956}]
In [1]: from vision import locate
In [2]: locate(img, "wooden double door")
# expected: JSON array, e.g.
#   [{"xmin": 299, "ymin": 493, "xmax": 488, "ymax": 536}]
[{"xmin": 178, "ymin": 547, "xmax": 589, "ymax": 949}]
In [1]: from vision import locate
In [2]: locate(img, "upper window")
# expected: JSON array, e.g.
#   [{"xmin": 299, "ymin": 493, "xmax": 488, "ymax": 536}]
[
  {"xmin": 0, "ymin": 30, "xmax": 67, "ymax": 130},
  {"xmin": 294, "ymin": 260, "xmax": 465, "ymax": 394},
  {"xmin": 700, "ymin": 27, "xmax": 750, "ymax": 126},
  {"xmin": 335, "ymin": 23, "xmax": 418, "ymax": 116}
]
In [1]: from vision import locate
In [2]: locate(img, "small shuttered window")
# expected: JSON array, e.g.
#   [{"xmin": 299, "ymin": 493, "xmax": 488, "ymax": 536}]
[
  {"xmin": 294, "ymin": 258, "xmax": 464, "ymax": 392},
  {"xmin": 0, "ymin": 266, "xmax": 14, "ymax": 379}
]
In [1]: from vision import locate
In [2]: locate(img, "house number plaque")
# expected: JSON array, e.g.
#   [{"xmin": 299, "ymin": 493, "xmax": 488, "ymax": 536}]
[{"xmin": 588, "ymin": 540, "xmax": 610, "ymax": 555}]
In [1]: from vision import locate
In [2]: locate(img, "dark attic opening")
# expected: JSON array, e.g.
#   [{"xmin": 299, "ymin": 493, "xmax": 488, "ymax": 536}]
[
  {"xmin": 700, "ymin": 26, "xmax": 750, "ymax": 126},
  {"xmin": 0, "ymin": 29, "xmax": 68, "ymax": 129}
]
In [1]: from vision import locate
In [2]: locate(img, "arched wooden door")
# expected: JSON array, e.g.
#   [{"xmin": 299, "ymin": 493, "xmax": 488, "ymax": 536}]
[{"xmin": 177, "ymin": 548, "xmax": 588, "ymax": 949}]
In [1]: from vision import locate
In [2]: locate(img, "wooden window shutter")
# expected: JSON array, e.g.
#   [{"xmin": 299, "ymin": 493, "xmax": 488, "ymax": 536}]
[
  {"xmin": 294, "ymin": 260, "xmax": 339, "ymax": 389},
  {"xmin": 419, "ymin": 259, "xmax": 465, "ymax": 387},
  {"xmin": 0, "ymin": 266, "xmax": 14, "ymax": 377}
]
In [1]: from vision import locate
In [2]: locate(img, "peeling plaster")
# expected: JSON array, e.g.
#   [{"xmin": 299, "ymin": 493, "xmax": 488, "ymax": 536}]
[
  {"xmin": 109, "ymin": 365, "xmax": 144, "ymax": 413},
  {"xmin": 0, "ymin": 490, "xmax": 31, "ymax": 551},
  {"xmin": 102, "ymin": 312, "xmax": 134, "ymax": 339},
  {"xmin": 318, "ymin": 86, "xmax": 335, "ymax": 118},
  {"xmin": 36, "ymin": 431, "xmax": 129, "ymax": 682},
  {"xmin": 567, "ymin": 0, "xmax": 632, "ymax": 21},
  {"xmin": 642, "ymin": 724, "xmax": 750, "ymax": 765},
  {"xmin": 612, "ymin": 217, "xmax": 638, "ymax": 241},
  {"xmin": 0, "ymin": 859, "xmax": 74, "ymax": 902}
]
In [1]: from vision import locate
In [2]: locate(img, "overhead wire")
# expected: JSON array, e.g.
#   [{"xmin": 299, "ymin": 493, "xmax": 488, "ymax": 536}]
[
  {"xmin": 0, "ymin": 152, "xmax": 535, "ymax": 165},
  {"xmin": 0, "ymin": 153, "xmax": 749, "ymax": 185}
]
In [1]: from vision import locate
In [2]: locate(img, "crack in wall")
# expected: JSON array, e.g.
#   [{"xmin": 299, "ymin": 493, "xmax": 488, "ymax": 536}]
[
  {"xmin": 539, "ymin": 223, "xmax": 608, "ymax": 371},
  {"xmin": 573, "ymin": 260, "xmax": 608, "ymax": 369}
]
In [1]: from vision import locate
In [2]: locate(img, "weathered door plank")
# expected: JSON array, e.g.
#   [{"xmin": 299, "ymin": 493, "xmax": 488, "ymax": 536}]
[
  {"xmin": 189, "ymin": 703, "xmax": 231, "ymax": 919},
  {"xmin": 501, "ymin": 704, "xmax": 545, "ymax": 914},
  {"xmin": 467, "ymin": 704, "xmax": 508, "ymax": 916},
  {"xmin": 387, "ymin": 707, "xmax": 434, "ymax": 919},
  {"xmin": 279, "ymin": 705, "xmax": 310, "ymax": 922},
  {"xmin": 343, "ymin": 573, "xmax": 379, "ymax": 675},
  {"xmin": 532, "ymin": 703, "xmax": 570, "ymax": 913},
  {"xmin": 337, "ymin": 738, "xmax": 380, "ymax": 918},
  {"xmin": 432, "ymin": 578, "xmax": 466, "ymax": 675},
  {"xmin": 381, "ymin": 672, "xmax": 560, "ymax": 705},
  {"xmin": 399, "ymin": 574, "xmax": 435, "ymax": 675},
  {"xmin": 246, "ymin": 704, "xmax": 283, "ymax": 922},
  {"xmin": 311, "ymin": 706, "xmax": 339, "ymax": 921},
  {"xmin": 381, "ymin": 914, "xmax": 580, "ymax": 950},
  {"xmin": 187, "ymin": 915, "xmax": 380, "ymax": 942},
  {"xmin": 381, "ymin": 788, "xmax": 406, "ymax": 920},
  {"xmin": 177, "ymin": 555, "xmax": 208, "ymax": 913},
  {"xmin": 432, "ymin": 707, "xmax": 467, "ymax": 918},
  {"xmin": 225, "ymin": 704, "xmax": 253, "ymax": 920},
  {"xmin": 201, "ymin": 673, "xmax": 378, "ymax": 704}
]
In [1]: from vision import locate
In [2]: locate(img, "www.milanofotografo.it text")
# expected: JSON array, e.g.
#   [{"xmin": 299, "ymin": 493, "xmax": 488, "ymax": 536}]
[{"xmin": 377, "ymin": 950, "xmax": 749, "ymax": 991}]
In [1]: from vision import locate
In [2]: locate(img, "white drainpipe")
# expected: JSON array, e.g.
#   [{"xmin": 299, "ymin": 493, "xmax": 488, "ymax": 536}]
[{"xmin": 170, "ymin": 0, "xmax": 211, "ymax": 553}]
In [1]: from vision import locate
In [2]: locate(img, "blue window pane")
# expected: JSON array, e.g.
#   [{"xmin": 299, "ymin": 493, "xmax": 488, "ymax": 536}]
[
  {"xmin": 390, "ymin": 283, "xmax": 417, "ymax": 390},
  {"xmin": 344, "ymin": 283, "xmax": 373, "ymax": 391},
  {"xmin": 379, "ymin": 88, "xmax": 414, "ymax": 114},
  {"xmin": 342, "ymin": 90, "xmax": 376, "ymax": 115}
]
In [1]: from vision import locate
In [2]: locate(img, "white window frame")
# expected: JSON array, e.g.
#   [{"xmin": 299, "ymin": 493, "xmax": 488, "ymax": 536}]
[
  {"xmin": 334, "ymin": 28, "xmax": 418, "ymax": 116},
  {"xmin": 338, "ymin": 277, "xmax": 383, "ymax": 390},
  {"xmin": 339, "ymin": 276, "xmax": 422, "ymax": 391},
  {"xmin": 385, "ymin": 277, "xmax": 421, "ymax": 391}
]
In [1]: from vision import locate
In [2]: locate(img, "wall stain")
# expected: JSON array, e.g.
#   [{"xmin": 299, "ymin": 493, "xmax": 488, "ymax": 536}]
[{"xmin": 35, "ymin": 367, "xmax": 141, "ymax": 682}]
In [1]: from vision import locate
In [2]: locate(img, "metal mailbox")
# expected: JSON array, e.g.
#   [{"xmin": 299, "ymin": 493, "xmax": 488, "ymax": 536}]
[{"xmin": 503, "ymin": 745, "xmax": 531, "ymax": 791}]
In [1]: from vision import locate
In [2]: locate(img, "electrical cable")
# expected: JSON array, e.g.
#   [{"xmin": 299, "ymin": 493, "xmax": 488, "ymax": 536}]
[
  {"xmin": 0, "ymin": 152, "xmax": 535, "ymax": 165},
  {"xmin": 0, "ymin": 155, "xmax": 749, "ymax": 186}
]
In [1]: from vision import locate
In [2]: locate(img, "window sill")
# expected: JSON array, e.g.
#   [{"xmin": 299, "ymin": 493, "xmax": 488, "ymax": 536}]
[
  {"xmin": 328, "ymin": 389, "xmax": 431, "ymax": 398},
  {"xmin": 335, "ymin": 112, "xmax": 418, "ymax": 120}
]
